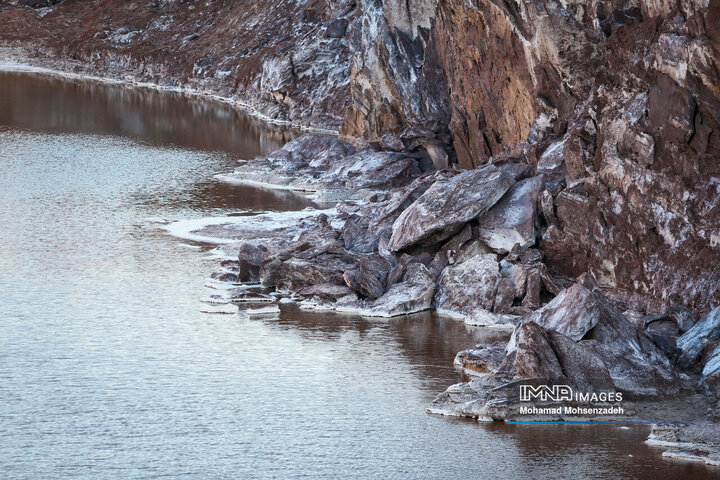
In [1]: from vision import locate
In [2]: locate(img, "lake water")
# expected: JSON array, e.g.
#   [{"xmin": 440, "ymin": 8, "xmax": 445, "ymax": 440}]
[{"xmin": 0, "ymin": 70, "xmax": 716, "ymax": 479}]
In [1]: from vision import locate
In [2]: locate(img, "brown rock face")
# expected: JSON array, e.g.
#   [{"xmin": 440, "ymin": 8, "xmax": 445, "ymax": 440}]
[{"xmin": 340, "ymin": 0, "xmax": 720, "ymax": 313}]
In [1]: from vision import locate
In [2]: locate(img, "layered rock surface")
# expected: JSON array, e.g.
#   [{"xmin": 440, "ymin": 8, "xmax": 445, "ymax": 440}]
[{"xmin": 338, "ymin": 0, "xmax": 720, "ymax": 314}]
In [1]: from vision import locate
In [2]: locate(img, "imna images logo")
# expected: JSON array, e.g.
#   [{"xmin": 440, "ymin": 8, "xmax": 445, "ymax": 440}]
[{"xmin": 519, "ymin": 384, "xmax": 573, "ymax": 402}]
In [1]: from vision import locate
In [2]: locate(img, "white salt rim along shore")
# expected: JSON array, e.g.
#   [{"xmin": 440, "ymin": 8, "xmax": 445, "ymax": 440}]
[
  {"xmin": 0, "ymin": 60, "xmax": 339, "ymax": 135},
  {"xmin": 161, "ymin": 208, "xmax": 337, "ymax": 245}
]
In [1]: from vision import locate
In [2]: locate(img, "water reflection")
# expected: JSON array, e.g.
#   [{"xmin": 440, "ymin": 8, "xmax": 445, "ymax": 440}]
[
  {"xmin": 130, "ymin": 170, "xmax": 317, "ymax": 213},
  {"xmin": 0, "ymin": 70, "xmax": 295, "ymax": 156}
]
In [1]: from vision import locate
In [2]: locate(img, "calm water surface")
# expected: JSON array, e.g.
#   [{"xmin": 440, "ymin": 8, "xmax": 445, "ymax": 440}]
[{"xmin": 0, "ymin": 71, "xmax": 717, "ymax": 479}]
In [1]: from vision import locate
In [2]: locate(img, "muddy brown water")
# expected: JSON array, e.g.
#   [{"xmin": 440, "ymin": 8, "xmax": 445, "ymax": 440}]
[{"xmin": 0, "ymin": 70, "xmax": 717, "ymax": 479}]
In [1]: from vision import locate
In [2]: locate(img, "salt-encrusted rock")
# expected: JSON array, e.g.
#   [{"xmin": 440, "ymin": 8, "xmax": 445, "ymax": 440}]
[
  {"xmin": 260, "ymin": 56, "xmax": 295, "ymax": 95},
  {"xmin": 294, "ymin": 283, "xmax": 355, "ymax": 301},
  {"xmin": 677, "ymin": 306, "xmax": 720, "ymax": 369},
  {"xmin": 476, "ymin": 176, "xmax": 543, "ymax": 253},
  {"xmin": 509, "ymin": 321, "xmax": 565, "ymax": 380},
  {"xmin": 342, "ymin": 255, "xmax": 393, "ymax": 300},
  {"xmin": 365, "ymin": 263, "xmax": 435, "ymax": 317},
  {"xmin": 589, "ymin": 342, "xmax": 682, "ymax": 398},
  {"xmin": 508, "ymin": 321, "xmax": 617, "ymax": 392},
  {"xmin": 426, "ymin": 378, "xmax": 499, "ymax": 418},
  {"xmin": 261, "ymin": 251, "xmax": 358, "ymax": 292},
  {"xmin": 258, "ymin": 217, "xmax": 357, "ymax": 292},
  {"xmin": 341, "ymin": 169, "xmax": 460, "ymax": 253},
  {"xmin": 499, "ymin": 258, "xmax": 527, "ymax": 299},
  {"xmin": 648, "ymin": 424, "xmax": 720, "ymax": 466},
  {"xmin": 323, "ymin": 151, "xmax": 421, "ymax": 190},
  {"xmin": 521, "ymin": 267, "xmax": 542, "ymax": 309},
  {"xmin": 387, "ymin": 165, "xmax": 514, "ymax": 252},
  {"xmin": 641, "ymin": 307, "xmax": 698, "ymax": 362},
  {"xmin": 493, "ymin": 278, "xmax": 515, "ymax": 314},
  {"xmin": 514, "ymin": 280, "xmax": 603, "ymax": 342},
  {"xmin": 210, "ymin": 271, "xmax": 238, "ymax": 283},
  {"xmin": 510, "ymin": 276, "xmax": 669, "ymax": 367},
  {"xmin": 454, "ymin": 342, "xmax": 507, "ymax": 376},
  {"xmin": 434, "ymin": 253, "xmax": 499, "ymax": 316},
  {"xmin": 219, "ymin": 135, "xmax": 422, "ymax": 193},
  {"xmin": 702, "ymin": 343, "xmax": 720, "ymax": 379}
]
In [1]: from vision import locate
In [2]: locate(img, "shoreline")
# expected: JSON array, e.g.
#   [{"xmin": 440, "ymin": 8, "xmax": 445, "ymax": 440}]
[{"xmin": 0, "ymin": 48, "xmax": 340, "ymax": 136}]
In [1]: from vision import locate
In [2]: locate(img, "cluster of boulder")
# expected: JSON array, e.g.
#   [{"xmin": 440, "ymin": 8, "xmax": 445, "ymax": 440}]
[
  {"xmin": 200, "ymin": 135, "xmax": 720, "ymax": 436},
  {"xmin": 209, "ymin": 135, "xmax": 567, "ymax": 324}
]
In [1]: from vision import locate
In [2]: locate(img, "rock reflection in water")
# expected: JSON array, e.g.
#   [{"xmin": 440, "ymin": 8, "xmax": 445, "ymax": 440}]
[{"xmin": 0, "ymin": 70, "xmax": 295, "ymax": 156}]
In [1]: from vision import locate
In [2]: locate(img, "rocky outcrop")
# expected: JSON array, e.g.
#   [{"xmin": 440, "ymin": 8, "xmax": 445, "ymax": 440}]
[
  {"xmin": 2, "ymin": 0, "xmax": 718, "ymax": 315},
  {"xmin": 338, "ymin": 0, "xmax": 720, "ymax": 314},
  {"xmin": 428, "ymin": 275, "xmax": 696, "ymax": 420},
  {"xmin": 0, "ymin": 0, "xmax": 360, "ymax": 130}
]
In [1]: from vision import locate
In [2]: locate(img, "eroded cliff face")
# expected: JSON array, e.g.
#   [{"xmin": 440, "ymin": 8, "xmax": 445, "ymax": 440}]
[{"xmin": 340, "ymin": 0, "xmax": 720, "ymax": 313}]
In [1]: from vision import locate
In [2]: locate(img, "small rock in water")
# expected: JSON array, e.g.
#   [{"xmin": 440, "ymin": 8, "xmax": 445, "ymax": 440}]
[
  {"xmin": 200, "ymin": 295, "xmax": 230, "ymax": 305},
  {"xmin": 246, "ymin": 305, "xmax": 281, "ymax": 316},
  {"xmin": 200, "ymin": 304, "xmax": 237, "ymax": 315}
]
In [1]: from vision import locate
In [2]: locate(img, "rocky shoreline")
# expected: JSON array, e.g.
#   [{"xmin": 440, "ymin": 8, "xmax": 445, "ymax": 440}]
[
  {"xmin": 3, "ymin": 0, "xmax": 720, "ymax": 469},
  {"xmin": 0, "ymin": 50, "xmax": 338, "ymax": 135},
  {"xmin": 166, "ymin": 133, "xmax": 720, "ymax": 465}
]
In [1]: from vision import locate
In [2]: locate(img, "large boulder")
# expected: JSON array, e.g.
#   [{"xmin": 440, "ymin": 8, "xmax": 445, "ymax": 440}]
[
  {"xmin": 365, "ymin": 262, "xmax": 436, "ymax": 317},
  {"xmin": 387, "ymin": 165, "xmax": 514, "ymax": 252},
  {"xmin": 508, "ymin": 321, "xmax": 616, "ymax": 392},
  {"xmin": 476, "ymin": 176, "xmax": 543, "ymax": 253},
  {"xmin": 433, "ymin": 253, "xmax": 513, "ymax": 326},
  {"xmin": 342, "ymin": 255, "xmax": 394, "ymax": 299},
  {"xmin": 510, "ymin": 276, "xmax": 669, "ymax": 367},
  {"xmin": 341, "ymin": 170, "xmax": 460, "ymax": 254}
]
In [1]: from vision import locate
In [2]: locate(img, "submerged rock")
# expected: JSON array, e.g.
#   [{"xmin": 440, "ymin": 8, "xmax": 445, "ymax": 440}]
[
  {"xmin": 648, "ymin": 424, "xmax": 720, "ymax": 466},
  {"xmin": 454, "ymin": 342, "xmax": 507, "ymax": 376}
]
